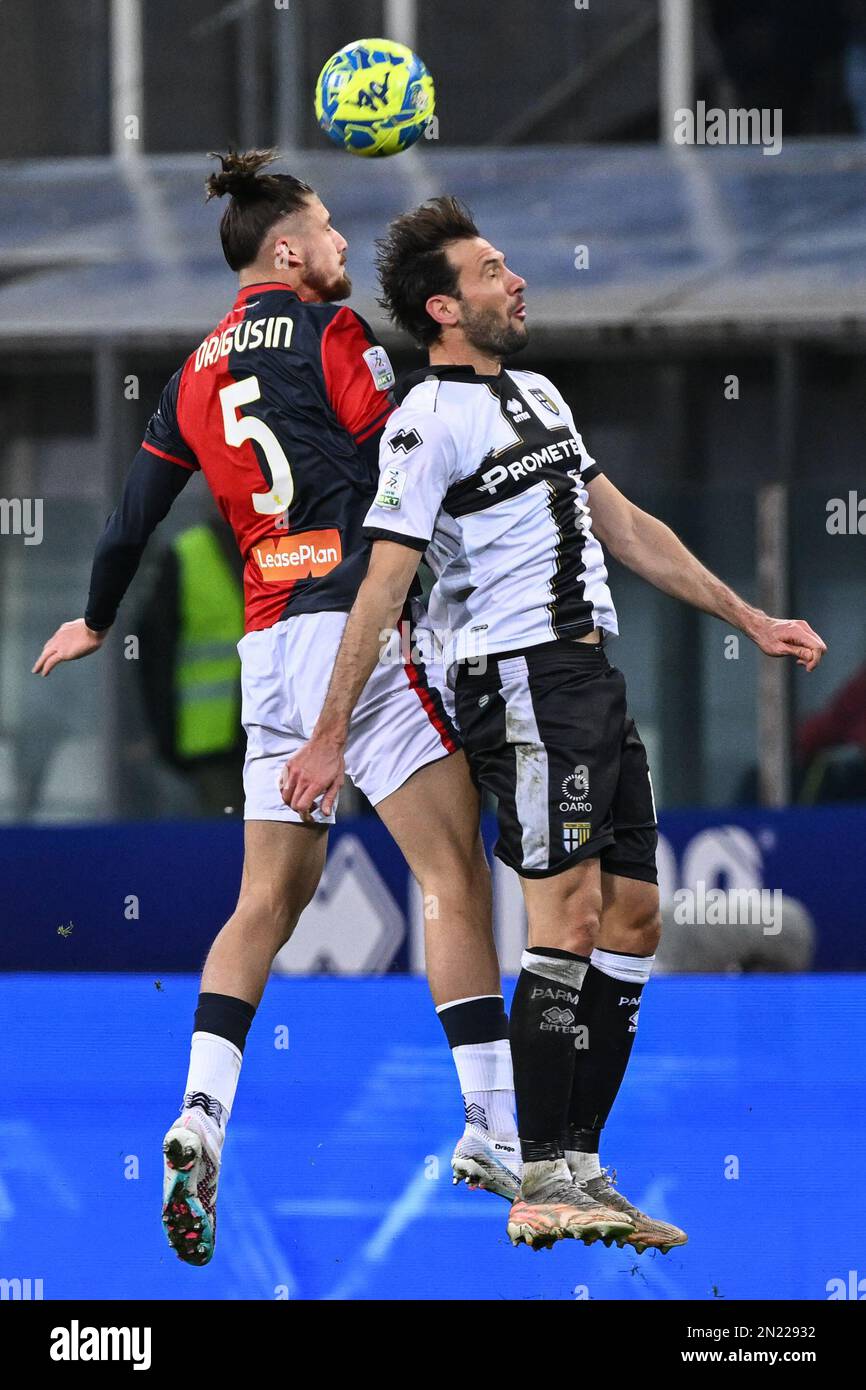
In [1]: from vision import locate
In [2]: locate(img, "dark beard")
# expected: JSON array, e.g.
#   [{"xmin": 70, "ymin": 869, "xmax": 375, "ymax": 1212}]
[
  {"xmin": 459, "ymin": 301, "xmax": 528, "ymax": 360},
  {"xmin": 306, "ymin": 265, "xmax": 352, "ymax": 303}
]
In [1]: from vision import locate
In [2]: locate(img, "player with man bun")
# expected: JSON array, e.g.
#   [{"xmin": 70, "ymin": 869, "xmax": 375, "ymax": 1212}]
[{"xmin": 34, "ymin": 157, "xmax": 521, "ymax": 1265}]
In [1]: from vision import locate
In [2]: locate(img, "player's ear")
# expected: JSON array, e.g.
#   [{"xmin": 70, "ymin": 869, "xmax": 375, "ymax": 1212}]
[
  {"xmin": 425, "ymin": 294, "xmax": 459, "ymax": 331},
  {"xmin": 271, "ymin": 236, "xmax": 303, "ymax": 273}
]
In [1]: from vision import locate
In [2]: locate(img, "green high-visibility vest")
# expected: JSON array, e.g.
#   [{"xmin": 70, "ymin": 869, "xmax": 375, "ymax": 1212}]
[{"xmin": 173, "ymin": 525, "xmax": 244, "ymax": 759}]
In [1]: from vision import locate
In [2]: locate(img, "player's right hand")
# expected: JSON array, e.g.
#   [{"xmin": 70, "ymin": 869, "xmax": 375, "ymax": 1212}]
[
  {"xmin": 32, "ymin": 619, "xmax": 108, "ymax": 676},
  {"xmin": 750, "ymin": 616, "xmax": 826, "ymax": 671},
  {"xmin": 280, "ymin": 736, "xmax": 345, "ymax": 820}
]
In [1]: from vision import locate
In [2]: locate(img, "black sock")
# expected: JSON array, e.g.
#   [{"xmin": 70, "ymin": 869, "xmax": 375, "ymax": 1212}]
[
  {"xmin": 436, "ymin": 995, "xmax": 508, "ymax": 1049},
  {"xmin": 509, "ymin": 948, "xmax": 590, "ymax": 1163},
  {"xmin": 194, "ymin": 992, "xmax": 256, "ymax": 1054},
  {"xmin": 565, "ymin": 955, "xmax": 651, "ymax": 1149}
]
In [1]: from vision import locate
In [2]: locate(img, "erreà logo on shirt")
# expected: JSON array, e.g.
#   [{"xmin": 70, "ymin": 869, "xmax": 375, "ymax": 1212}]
[{"xmin": 253, "ymin": 529, "xmax": 341, "ymax": 581}]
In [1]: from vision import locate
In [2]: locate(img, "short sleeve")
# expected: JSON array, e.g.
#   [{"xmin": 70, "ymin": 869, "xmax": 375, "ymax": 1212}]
[
  {"xmin": 362, "ymin": 409, "xmax": 456, "ymax": 551},
  {"xmin": 142, "ymin": 368, "xmax": 199, "ymax": 471},
  {"xmin": 320, "ymin": 307, "xmax": 395, "ymax": 444},
  {"xmin": 575, "ymin": 432, "xmax": 601, "ymax": 483}
]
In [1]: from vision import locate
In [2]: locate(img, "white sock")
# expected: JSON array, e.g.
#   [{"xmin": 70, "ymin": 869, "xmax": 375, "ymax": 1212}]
[
  {"xmin": 565, "ymin": 1149, "xmax": 602, "ymax": 1182},
  {"xmin": 452, "ymin": 1039, "xmax": 518, "ymax": 1140},
  {"xmin": 590, "ymin": 947, "xmax": 656, "ymax": 986},
  {"xmin": 182, "ymin": 1031, "xmax": 243, "ymax": 1133},
  {"xmin": 463, "ymin": 1089, "xmax": 519, "ymax": 1138},
  {"xmin": 521, "ymin": 1158, "xmax": 572, "ymax": 1198}
]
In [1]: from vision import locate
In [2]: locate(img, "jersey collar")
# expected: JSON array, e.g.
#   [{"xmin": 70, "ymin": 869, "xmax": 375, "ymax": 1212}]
[
  {"xmin": 234, "ymin": 282, "xmax": 299, "ymax": 304},
  {"xmin": 395, "ymin": 363, "xmax": 505, "ymax": 404}
]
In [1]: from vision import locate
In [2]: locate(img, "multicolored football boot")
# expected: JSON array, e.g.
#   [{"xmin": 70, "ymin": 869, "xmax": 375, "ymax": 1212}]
[{"xmin": 162, "ymin": 1108, "xmax": 221, "ymax": 1266}]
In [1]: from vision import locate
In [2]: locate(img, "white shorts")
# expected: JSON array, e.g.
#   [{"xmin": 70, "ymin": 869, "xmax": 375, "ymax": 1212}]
[
  {"xmin": 408, "ymin": 595, "xmax": 457, "ymax": 726},
  {"xmin": 239, "ymin": 611, "xmax": 459, "ymax": 823}
]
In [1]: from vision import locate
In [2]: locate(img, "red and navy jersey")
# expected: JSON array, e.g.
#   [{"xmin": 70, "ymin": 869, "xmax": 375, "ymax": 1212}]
[{"xmin": 143, "ymin": 283, "xmax": 395, "ymax": 632}]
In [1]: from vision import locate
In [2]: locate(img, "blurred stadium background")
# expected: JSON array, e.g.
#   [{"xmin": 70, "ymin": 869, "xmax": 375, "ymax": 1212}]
[{"xmin": 0, "ymin": 0, "xmax": 864, "ymax": 1301}]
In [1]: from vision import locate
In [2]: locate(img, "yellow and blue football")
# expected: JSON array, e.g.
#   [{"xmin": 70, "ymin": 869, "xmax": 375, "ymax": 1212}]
[{"xmin": 315, "ymin": 38, "xmax": 435, "ymax": 158}]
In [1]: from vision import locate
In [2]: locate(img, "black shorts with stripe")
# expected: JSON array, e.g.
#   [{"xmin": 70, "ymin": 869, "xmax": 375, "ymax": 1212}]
[{"xmin": 454, "ymin": 638, "xmax": 658, "ymax": 882}]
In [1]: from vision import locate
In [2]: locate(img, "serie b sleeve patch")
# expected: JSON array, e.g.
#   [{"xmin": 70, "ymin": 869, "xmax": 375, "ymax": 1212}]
[
  {"xmin": 362, "ymin": 344, "xmax": 396, "ymax": 392},
  {"xmin": 375, "ymin": 464, "xmax": 407, "ymax": 509}
]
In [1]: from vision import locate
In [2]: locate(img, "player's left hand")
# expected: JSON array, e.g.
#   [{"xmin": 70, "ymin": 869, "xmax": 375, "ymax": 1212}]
[
  {"xmin": 32, "ymin": 618, "xmax": 108, "ymax": 676},
  {"xmin": 751, "ymin": 617, "xmax": 827, "ymax": 671},
  {"xmin": 280, "ymin": 737, "xmax": 345, "ymax": 820}
]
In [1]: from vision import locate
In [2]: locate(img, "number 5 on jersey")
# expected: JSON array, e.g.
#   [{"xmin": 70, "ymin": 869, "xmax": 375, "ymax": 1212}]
[{"xmin": 220, "ymin": 377, "xmax": 294, "ymax": 517}]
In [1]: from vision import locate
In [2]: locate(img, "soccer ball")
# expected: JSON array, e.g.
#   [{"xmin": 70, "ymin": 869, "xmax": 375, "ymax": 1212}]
[{"xmin": 315, "ymin": 38, "xmax": 435, "ymax": 158}]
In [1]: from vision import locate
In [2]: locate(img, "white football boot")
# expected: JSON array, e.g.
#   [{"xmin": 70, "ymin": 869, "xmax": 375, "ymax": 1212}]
[{"xmin": 451, "ymin": 1125, "xmax": 522, "ymax": 1201}]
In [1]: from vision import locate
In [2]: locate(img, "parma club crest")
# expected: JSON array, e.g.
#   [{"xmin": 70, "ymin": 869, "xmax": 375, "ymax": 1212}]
[
  {"xmin": 529, "ymin": 386, "xmax": 560, "ymax": 416},
  {"xmin": 563, "ymin": 821, "xmax": 592, "ymax": 853}
]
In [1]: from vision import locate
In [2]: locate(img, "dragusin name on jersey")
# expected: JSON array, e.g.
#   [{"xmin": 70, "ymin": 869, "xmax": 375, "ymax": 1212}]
[{"xmin": 194, "ymin": 316, "xmax": 295, "ymax": 371}]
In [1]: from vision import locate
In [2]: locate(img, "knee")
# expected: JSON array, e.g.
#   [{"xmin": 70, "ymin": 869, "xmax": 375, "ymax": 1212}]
[
  {"xmin": 534, "ymin": 885, "xmax": 602, "ymax": 957},
  {"xmin": 555, "ymin": 913, "xmax": 601, "ymax": 957},
  {"xmin": 622, "ymin": 903, "xmax": 662, "ymax": 956},
  {"xmin": 644, "ymin": 911, "xmax": 664, "ymax": 956},
  {"xmin": 421, "ymin": 837, "xmax": 492, "ymax": 909},
  {"xmin": 232, "ymin": 885, "xmax": 297, "ymax": 950}
]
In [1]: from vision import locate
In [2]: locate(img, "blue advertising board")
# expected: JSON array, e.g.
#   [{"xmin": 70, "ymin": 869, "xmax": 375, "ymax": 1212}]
[
  {"xmin": 1, "ymin": 805, "xmax": 864, "ymax": 973},
  {"xmin": 0, "ymin": 974, "xmax": 863, "ymax": 1300}
]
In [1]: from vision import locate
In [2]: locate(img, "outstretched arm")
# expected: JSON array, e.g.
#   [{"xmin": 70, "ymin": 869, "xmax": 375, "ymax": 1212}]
[
  {"xmin": 587, "ymin": 474, "xmax": 826, "ymax": 670},
  {"xmin": 32, "ymin": 447, "xmax": 193, "ymax": 676},
  {"xmin": 279, "ymin": 540, "xmax": 422, "ymax": 817}
]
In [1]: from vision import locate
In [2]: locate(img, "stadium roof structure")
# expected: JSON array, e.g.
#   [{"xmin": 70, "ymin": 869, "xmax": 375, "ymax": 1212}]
[{"xmin": 1, "ymin": 141, "xmax": 865, "ymax": 352}]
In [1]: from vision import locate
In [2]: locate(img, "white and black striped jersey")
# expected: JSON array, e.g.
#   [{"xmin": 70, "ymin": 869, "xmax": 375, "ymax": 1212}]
[{"xmin": 363, "ymin": 364, "xmax": 618, "ymax": 677}]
